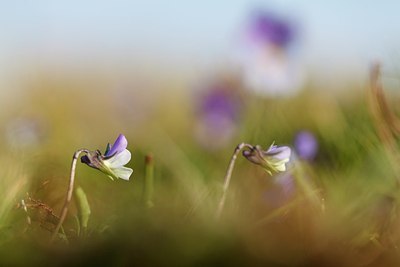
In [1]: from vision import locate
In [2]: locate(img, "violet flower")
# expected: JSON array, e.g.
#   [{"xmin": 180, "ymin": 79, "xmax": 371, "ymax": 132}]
[
  {"xmin": 195, "ymin": 81, "xmax": 241, "ymax": 150},
  {"xmin": 238, "ymin": 10, "xmax": 303, "ymax": 97},
  {"xmin": 81, "ymin": 134, "xmax": 133, "ymax": 181},
  {"xmin": 243, "ymin": 143, "xmax": 291, "ymax": 175},
  {"xmin": 248, "ymin": 11, "xmax": 293, "ymax": 48},
  {"xmin": 294, "ymin": 131, "xmax": 318, "ymax": 161}
]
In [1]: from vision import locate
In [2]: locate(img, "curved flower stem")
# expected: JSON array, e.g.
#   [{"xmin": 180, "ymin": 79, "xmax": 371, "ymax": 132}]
[
  {"xmin": 216, "ymin": 143, "xmax": 253, "ymax": 220},
  {"xmin": 50, "ymin": 149, "xmax": 89, "ymax": 243}
]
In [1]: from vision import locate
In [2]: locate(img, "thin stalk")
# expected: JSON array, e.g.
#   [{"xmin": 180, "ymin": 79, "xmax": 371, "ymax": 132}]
[
  {"xmin": 216, "ymin": 143, "xmax": 253, "ymax": 219},
  {"xmin": 368, "ymin": 63, "xmax": 400, "ymax": 186},
  {"xmin": 143, "ymin": 154, "xmax": 154, "ymax": 208},
  {"xmin": 50, "ymin": 149, "xmax": 89, "ymax": 243}
]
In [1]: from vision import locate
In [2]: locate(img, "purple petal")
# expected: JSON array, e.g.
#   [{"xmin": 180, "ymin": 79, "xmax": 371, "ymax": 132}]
[
  {"xmin": 265, "ymin": 145, "xmax": 291, "ymax": 161},
  {"xmin": 105, "ymin": 134, "xmax": 128, "ymax": 157},
  {"xmin": 294, "ymin": 131, "xmax": 318, "ymax": 160},
  {"xmin": 249, "ymin": 12, "xmax": 293, "ymax": 47},
  {"xmin": 201, "ymin": 86, "xmax": 238, "ymax": 121}
]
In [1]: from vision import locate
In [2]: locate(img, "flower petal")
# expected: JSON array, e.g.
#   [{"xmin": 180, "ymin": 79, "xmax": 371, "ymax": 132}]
[
  {"xmin": 274, "ymin": 162, "xmax": 286, "ymax": 172},
  {"xmin": 265, "ymin": 146, "xmax": 291, "ymax": 161},
  {"xmin": 105, "ymin": 134, "xmax": 128, "ymax": 157},
  {"xmin": 112, "ymin": 166, "xmax": 133, "ymax": 181},
  {"xmin": 294, "ymin": 131, "xmax": 318, "ymax": 161},
  {"xmin": 104, "ymin": 149, "xmax": 131, "ymax": 168},
  {"xmin": 243, "ymin": 144, "xmax": 291, "ymax": 175}
]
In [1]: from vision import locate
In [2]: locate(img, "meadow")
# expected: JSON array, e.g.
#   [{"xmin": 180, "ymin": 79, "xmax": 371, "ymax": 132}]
[{"xmin": 0, "ymin": 64, "xmax": 400, "ymax": 267}]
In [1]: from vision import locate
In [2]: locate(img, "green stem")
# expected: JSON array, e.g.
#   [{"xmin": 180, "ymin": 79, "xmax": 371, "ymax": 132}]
[
  {"xmin": 50, "ymin": 149, "xmax": 89, "ymax": 243},
  {"xmin": 216, "ymin": 143, "xmax": 253, "ymax": 219}
]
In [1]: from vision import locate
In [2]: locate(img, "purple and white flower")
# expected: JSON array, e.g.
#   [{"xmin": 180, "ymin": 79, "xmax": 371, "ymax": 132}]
[
  {"xmin": 243, "ymin": 143, "xmax": 291, "ymax": 175},
  {"xmin": 236, "ymin": 10, "xmax": 304, "ymax": 97},
  {"xmin": 81, "ymin": 134, "xmax": 133, "ymax": 181}
]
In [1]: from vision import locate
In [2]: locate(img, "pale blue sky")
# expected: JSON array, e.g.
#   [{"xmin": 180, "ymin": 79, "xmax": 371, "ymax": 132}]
[{"xmin": 0, "ymin": 0, "xmax": 399, "ymax": 79}]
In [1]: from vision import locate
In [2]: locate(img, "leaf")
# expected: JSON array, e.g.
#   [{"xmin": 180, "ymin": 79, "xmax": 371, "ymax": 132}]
[{"xmin": 75, "ymin": 186, "xmax": 91, "ymax": 232}]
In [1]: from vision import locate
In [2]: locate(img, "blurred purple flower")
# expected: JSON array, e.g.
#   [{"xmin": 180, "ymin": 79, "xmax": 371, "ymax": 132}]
[
  {"xmin": 201, "ymin": 88, "xmax": 238, "ymax": 121},
  {"xmin": 264, "ymin": 172, "xmax": 296, "ymax": 208},
  {"xmin": 248, "ymin": 11, "xmax": 293, "ymax": 48},
  {"xmin": 275, "ymin": 172, "xmax": 295, "ymax": 196},
  {"xmin": 195, "ymin": 80, "xmax": 241, "ymax": 150},
  {"xmin": 237, "ymin": 9, "xmax": 304, "ymax": 97},
  {"xmin": 294, "ymin": 131, "xmax": 318, "ymax": 161}
]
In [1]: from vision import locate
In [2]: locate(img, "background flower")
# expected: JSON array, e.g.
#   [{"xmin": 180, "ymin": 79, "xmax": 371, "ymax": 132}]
[
  {"xmin": 194, "ymin": 77, "xmax": 242, "ymax": 150},
  {"xmin": 294, "ymin": 130, "xmax": 318, "ymax": 161},
  {"xmin": 236, "ymin": 9, "xmax": 304, "ymax": 97}
]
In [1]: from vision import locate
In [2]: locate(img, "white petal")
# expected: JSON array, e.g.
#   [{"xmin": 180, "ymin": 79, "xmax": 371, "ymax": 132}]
[
  {"xmin": 104, "ymin": 149, "xmax": 131, "ymax": 168},
  {"xmin": 268, "ymin": 156, "xmax": 289, "ymax": 165},
  {"xmin": 112, "ymin": 166, "xmax": 133, "ymax": 181},
  {"xmin": 275, "ymin": 163, "xmax": 286, "ymax": 172}
]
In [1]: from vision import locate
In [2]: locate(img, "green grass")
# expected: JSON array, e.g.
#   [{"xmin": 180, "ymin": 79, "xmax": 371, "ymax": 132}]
[{"xmin": 1, "ymin": 74, "xmax": 400, "ymax": 266}]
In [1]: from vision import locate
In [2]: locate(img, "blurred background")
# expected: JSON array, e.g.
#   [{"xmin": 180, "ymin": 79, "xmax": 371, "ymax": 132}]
[
  {"xmin": 1, "ymin": 1, "xmax": 400, "ymax": 266},
  {"xmin": 1, "ymin": 0, "xmax": 400, "ymax": 99},
  {"xmin": 1, "ymin": 0, "xmax": 400, "ymax": 149}
]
